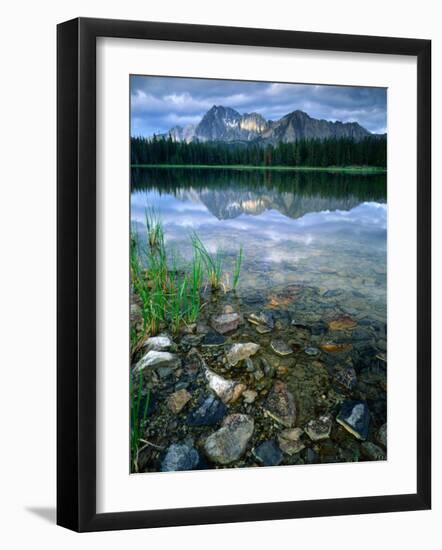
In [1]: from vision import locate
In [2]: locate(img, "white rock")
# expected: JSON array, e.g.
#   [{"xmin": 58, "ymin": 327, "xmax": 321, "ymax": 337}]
[
  {"xmin": 205, "ymin": 368, "xmax": 246, "ymax": 404},
  {"xmin": 133, "ymin": 350, "xmax": 181, "ymax": 374},
  {"xmin": 143, "ymin": 334, "xmax": 173, "ymax": 352}
]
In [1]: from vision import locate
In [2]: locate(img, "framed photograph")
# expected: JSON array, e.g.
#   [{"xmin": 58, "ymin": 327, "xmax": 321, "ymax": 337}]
[{"xmin": 57, "ymin": 17, "xmax": 431, "ymax": 532}]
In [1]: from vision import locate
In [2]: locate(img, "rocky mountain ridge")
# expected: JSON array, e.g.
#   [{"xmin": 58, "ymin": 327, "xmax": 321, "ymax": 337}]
[{"xmin": 161, "ymin": 105, "xmax": 375, "ymax": 144}]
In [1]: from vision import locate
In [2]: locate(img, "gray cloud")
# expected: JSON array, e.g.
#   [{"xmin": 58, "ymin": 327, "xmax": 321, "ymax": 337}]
[{"xmin": 130, "ymin": 76, "xmax": 387, "ymax": 137}]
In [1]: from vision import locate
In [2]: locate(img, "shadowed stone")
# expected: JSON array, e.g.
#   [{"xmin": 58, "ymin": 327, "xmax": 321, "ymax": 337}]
[
  {"xmin": 161, "ymin": 442, "xmax": 200, "ymax": 472},
  {"xmin": 252, "ymin": 440, "xmax": 283, "ymax": 466},
  {"xmin": 264, "ymin": 381, "xmax": 296, "ymax": 427}
]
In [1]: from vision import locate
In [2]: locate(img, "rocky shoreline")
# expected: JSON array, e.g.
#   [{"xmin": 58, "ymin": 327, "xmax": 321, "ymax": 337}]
[{"xmin": 130, "ymin": 283, "xmax": 387, "ymax": 473}]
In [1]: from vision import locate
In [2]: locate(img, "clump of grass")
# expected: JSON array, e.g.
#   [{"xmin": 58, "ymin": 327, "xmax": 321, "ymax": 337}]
[
  {"xmin": 130, "ymin": 373, "xmax": 151, "ymax": 473},
  {"xmin": 186, "ymin": 246, "xmax": 204, "ymax": 324},
  {"xmin": 145, "ymin": 207, "xmax": 164, "ymax": 253},
  {"xmin": 190, "ymin": 232, "xmax": 223, "ymax": 289},
  {"xmin": 233, "ymin": 245, "xmax": 243, "ymax": 290},
  {"xmin": 130, "ymin": 209, "xmax": 244, "ymax": 348}
]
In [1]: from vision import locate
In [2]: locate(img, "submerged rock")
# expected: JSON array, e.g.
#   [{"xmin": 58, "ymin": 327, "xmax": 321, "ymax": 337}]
[
  {"xmin": 260, "ymin": 356, "xmax": 276, "ymax": 378},
  {"xmin": 264, "ymin": 381, "xmax": 296, "ymax": 427},
  {"xmin": 328, "ymin": 315, "xmax": 357, "ymax": 331},
  {"xmin": 305, "ymin": 447, "xmax": 318, "ymax": 464},
  {"xmin": 377, "ymin": 423, "xmax": 387, "ymax": 448},
  {"xmin": 143, "ymin": 334, "xmax": 173, "ymax": 352},
  {"xmin": 247, "ymin": 311, "xmax": 274, "ymax": 330},
  {"xmin": 361, "ymin": 441, "xmax": 386, "ymax": 461},
  {"xmin": 304, "ymin": 346, "xmax": 320, "ymax": 356},
  {"xmin": 270, "ymin": 339, "xmax": 293, "ymax": 356},
  {"xmin": 204, "ymin": 414, "xmax": 254, "ymax": 465},
  {"xmin": 133, "ymin": 350, "xmax": 181, "ymax": 374},
  {"xmin": 226, "ymin": 342, "xmax": 260, "ymax": 367},
  {"xmin": 161, "ymin": 442, "xmax": 200, "ymax": 472},
  {"xmin": 277, "ymin": 428, "xmax": 305, "ymax": 456},
  {"xmin": 187, "ymin": 394, "xmax": 227, "ymax": 426},
  {"xmin": 256, "ymin": 325, "xmax": 272, "ymax": 334},
  {"xmin": 333, "ymin": 365, "xmax": 358, "ymax": 390},
  {"xmin": 211, "ymin": 312, "xmax": 240, "ymax": 334},
  {"xmin": 201, "ymin": 331, "xmax": 226, "ymax": 348},
  {"xmin": 252, "ymin": 440, "xmax": 283, "ymax": 466},
  {"xmin": 321, "ymin": 343, "xmax": 353, "ymax": 354},
  {"xmin": 336, "ymin": 400, "xmax": 370, "ymax": 440},
  {"xmin": 305, "ymin": 415, "xmax": 332, "ymax": 441},
  {"xmin": 204, "ymin": 368, "xmax": 246, "ymax": 404},
  {"xmin": 167, "ymin": 388, "xmax": 192, "ymax": 413}
]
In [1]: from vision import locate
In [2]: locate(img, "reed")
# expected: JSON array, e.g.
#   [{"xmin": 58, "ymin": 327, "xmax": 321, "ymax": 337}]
[
  {"xmin": 233, "ymin": 245, "xmax": 243, "ymax": 290},
  {"xmin": 190, "ymin": 232, "xmax": 223, "ymax": 289},
  {"xmin": 130, "ymin": 373, "xmax": 151, "ymax": 473}
]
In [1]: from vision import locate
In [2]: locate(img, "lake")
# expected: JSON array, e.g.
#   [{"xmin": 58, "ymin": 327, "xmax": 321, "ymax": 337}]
[
  {"xmin": 131, "ymin": 167, "xmax": 386, "ymax": 320},
  {"xmin": 130, "ymin": 167, "xmax": 387, "ymax": 469}
]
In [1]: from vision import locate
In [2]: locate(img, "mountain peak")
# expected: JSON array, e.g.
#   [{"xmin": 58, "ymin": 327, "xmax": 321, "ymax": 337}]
[{"xmin": 165, "ymin": 106, "xmax": 372, "ymax": 144}]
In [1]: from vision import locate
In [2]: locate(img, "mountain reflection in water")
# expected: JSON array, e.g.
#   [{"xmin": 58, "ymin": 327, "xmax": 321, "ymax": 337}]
[{"xmin": 131, "ymin": 167, "xmax": 386, "ymax": 312}]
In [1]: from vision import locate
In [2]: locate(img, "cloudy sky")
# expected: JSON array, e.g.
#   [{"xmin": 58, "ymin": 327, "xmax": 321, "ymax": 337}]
[{"xmin": 130, "ymin": 76, "xmax": 387, "ymax": 137}]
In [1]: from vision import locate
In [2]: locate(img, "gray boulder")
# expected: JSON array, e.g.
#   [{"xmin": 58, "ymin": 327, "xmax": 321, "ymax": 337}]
[
  {"xmin": 204, "ymin": 414, "xmax": 254, "ymax": 464},
  {"xmin": 161, "ymin": 442, "xmax": 200, "ymax": 472}
]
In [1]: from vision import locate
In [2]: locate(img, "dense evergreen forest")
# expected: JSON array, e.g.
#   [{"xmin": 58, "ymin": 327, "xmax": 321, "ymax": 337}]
[{"xmin": 131, "ymin": 135, "xmax": 387, "ymax": 168}]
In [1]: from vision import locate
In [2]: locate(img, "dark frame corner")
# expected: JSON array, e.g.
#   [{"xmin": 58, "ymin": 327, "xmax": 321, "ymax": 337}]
[{"xmin": 57, "ymin": 17, "xmax": 431, "ymax": 532}]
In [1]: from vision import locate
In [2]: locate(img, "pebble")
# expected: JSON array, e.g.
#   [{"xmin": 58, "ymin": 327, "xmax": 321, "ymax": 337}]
[
  {"xmin": 333, "ymin": 365, "xmax": 358, "ymax": 390},
  {"xmin": 305, "ymin": 415, "xmax": 332, "ymax": 441},
  {"xmin": 184, "ymin": 348, "xmax": 206, "ymax": 377},
  {"xmin": 187, "ymin": 394, "xmax": 227, "ymax": 426},
  {"xmin": 161, "ymin": 442, "xmax": 200, "ymax": 472},
  {"xmin": 205, "ymin": 368, "xmax": 246, "ymax": 404},
  {"xmin": 167, "ymin": 389, "xmax": 192, "ymax": 413},
  {"xmin": 242, "ymin": 389, "xmax": 258, "ymax": 404},
  {"xmin": 270, "ymin": 339, "xmax": 293, "ymax": 356},
  {"xmin": 304, "ymin": 347, "xmax": 320, "ymax": 356},
  {"xmin": 247, "ymin": 311, "xmax": 274, "ymax": 329},
  {"xmin": 377, "ymin": 423, "xmax": 387, "ymax": 448},
  {"xmin": 211, "ymin": 313, "xmax": 240, "ymax": 334},
  {"xmin": 252, "ymin": 440, "xmax": 283, "ymax": 466},
  {"xmin": 361, "ymin": 441, "xmax": 386, "ymax": 461},
  {"xmin": 254, "ymin": 368, "xmax": 265, "ymax": 381},
  {"xmin": 260, "ymin": 357, "xmax": 275, "ymax": 378},
  {"xmin": 264, "ymin": 381, "xmax": 296, "ymax": 427},
  {"xmin": 245, "ymin": 358, "xmax": 255, "ymax": 372},
  {"xmin": 277, "ymin": 428, "xmax": 305, "ymax": 456}
]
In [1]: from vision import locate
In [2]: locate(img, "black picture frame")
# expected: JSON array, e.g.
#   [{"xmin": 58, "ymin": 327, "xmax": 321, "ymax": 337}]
[{"xmin": 57, "ymin": 17, "xmax": 431, "ymax": 532}]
